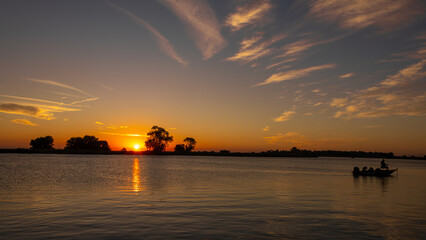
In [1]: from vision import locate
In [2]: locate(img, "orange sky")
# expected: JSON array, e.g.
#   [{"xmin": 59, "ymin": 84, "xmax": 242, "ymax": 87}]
[{"xmin": 0, "ymin": 0, "xmax": 425, "ymax": 156}]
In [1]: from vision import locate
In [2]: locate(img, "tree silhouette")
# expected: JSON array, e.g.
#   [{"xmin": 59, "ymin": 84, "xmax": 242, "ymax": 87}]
[
  {"xmin": 65, "ymin": 135, "xmax": 110, "ymax": 151},
  {"xmin": 30, "ymin": 136, "xmax": 54, "ymax": 150},
  {"xmin": 145, "ymin": 126, "xmax": 173, "ymax": 153},
  {"xmin": 174, "ymin": 144, "xmax": 185, "ymax": 152},
  {"xmin": 183, "ymin": 137, "xmax": 197, "ymax": 152}
]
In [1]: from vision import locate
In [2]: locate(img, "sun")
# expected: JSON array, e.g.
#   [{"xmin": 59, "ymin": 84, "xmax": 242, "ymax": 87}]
[{"xmin": 133, "ymin": 144, "xmax": 140, "ymax": 150}]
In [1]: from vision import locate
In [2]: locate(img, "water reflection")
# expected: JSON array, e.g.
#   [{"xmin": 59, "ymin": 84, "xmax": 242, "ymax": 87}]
[
  {"xmin": 352, "ymin": 175, "xmax": 397, "ymax": 193},
  {"xmin": 132, "ymin": 158, "xmax": 141, "ymax": 192}
]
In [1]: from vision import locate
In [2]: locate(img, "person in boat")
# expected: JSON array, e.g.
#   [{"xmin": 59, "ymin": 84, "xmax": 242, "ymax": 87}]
[{"xmin": 381, "ymin": 159, "xmax": 389, "ymax": 169}]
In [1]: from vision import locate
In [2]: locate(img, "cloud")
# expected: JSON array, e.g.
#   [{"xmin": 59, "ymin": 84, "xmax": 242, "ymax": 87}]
[
  {"xmin": 0, "ymin": 96, "xmax": 81, "ymax": 120},
  {"xmin": 108, "ymin": 1, "xmax": 187, "ymax": 66},
  {"xmin": 69, "ymin": 97, "xmax": 100, "ymax": 105},
  {"xmin": 340, "ymin": 73, "xmax": 355, "ymax": 79},
  {"xmin": 0, "ymin": 104, "xmax": 40, "ymax": 117},
  {"xmin": 227, "ymin": 33, "xmax": 286, "ymax": 63},
  {"xmin": 98, "ymin": 83, "xmax": 113, "ymax": 90},
  {"xmin": 254, "ymin": 63, "xmax": 336, "ymax": 86},
  {"xmin": 276, "ymin": 35, "xmax": 344, "ymax": 59},
  {"xmin": 308, "ymin": 0, "xmax": 424, "ymax": 31},
  {"xmin": 329, "ymin": 98, "xmax": 348, "ymax": 107},
  {"xmin": 266, "ymin": 58, "xmax": 297, "ymax": 70},
  {"xmin": 331, "ymin": 59, "xmax": 426, "ymax": 118},
  {"xmin": 274, "ymin": 110, "xmax": 296, "ymax": 122},
  {"xmin": 12, "ymin": 119, "xmax": 37, "ymax": 126},
  {"xmin": 263, "ymin": 132, "xmax": 308, "ymax": 145},
  {"xmin": 0, "ymin": 94, "xmax": 68, "ymax": 106},
  {"xmin": 159, "ymin": 0, "xmax": 226, "ymax": 59},
  {"xmin": 225, "ymin": 0, "xmax": 272, "ymax": 31},
  {"xmin": 95, "ymin": 121, "xmax": 104, "ymax": 125},
  {"xmin": 0, "ymin": 103, "xmax": 79, "ymax": 120},
  {"xmin": 100, "ymin": 132, "xmax": 147, "ymax": 137},
  {"xmin": 26, "ymin": 78, "xmax": 93, "ymax": 97},
  {"xmin": 262, "ymin": 125, "xmax": 269, "ymax": 131}
]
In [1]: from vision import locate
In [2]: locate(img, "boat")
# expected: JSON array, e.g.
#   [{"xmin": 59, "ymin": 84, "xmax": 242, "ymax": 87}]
[{"xmin": 352, "ymin": 166, "xmax": 398, "ymax": 177}]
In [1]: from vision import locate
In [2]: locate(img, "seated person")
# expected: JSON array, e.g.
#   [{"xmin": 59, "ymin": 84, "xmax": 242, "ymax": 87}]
[{"xmin": 381, "ymin": 159, "xmax": 389, "ymax": 169}]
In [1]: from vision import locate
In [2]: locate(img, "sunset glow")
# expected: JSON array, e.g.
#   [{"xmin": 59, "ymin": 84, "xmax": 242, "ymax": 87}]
[{"xmin": 0, "ymin": 0, "xmax": 425, "ymax": 156}]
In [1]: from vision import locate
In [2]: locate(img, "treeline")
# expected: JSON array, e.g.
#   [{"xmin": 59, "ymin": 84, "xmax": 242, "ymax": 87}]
[
  {"xmin": 20, "ymin": 125, "xmax": 197, "ymax": 154},
  {"xmin": 27, "ymin": 135, "xmax": 111, "ymax": 153}
]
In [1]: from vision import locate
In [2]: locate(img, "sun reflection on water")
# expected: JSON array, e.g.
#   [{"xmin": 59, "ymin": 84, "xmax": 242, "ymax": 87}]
[{"xmin": 132, "ymin": 158, "xmax": 141, "ymax": 192}]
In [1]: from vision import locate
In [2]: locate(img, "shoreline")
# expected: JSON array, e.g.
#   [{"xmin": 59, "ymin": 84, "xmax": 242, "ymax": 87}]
[{"xmin": 0, "ymin": 148, "xmax": 424, "ymax": 160}]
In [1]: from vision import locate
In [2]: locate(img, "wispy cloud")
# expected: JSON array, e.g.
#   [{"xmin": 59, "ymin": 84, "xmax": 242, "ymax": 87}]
[
  {"xmin": 95, "ymin": 121, "xmax": 104, "ymax": 125},
  {"xmin": 254, "ymin": 63, "xmax": 336, "ymax": 86},
  {"xmin": 262, "ymin": 125, "xmax": 269, "ymax": 131},
  {"xmin": 227, "ymin": 33, "xmax": 286, "ymax": 63},
  {"xmin": 0, "ymin": 104, "xmax": 40, "ymax": 117},
  {"xmin": 0, "ymin": 95, "xmax": 81, "ymax": 120},
  {"xmin": 159, "ymin": 0, "xmax": 226, "ymax": 59},
  {"xmin": 274, "ymin": 110, "xmax": 296, "ymax": 122},
  {"xmin": 100, "ymin": 132, "xmax": 147, "ymax": 137},
  {"xmin": 266, "ymin": 58, "xmax": 297, "ymax": 70},
  {"xmin": 26, "ymin": 78, "xmax": 94, "ymax": 97},
  {"xmin": 0, "ymin": 94, "xmax": 68, "ymax": 106},
  {"xmin": 276, "ymin": 36, "xmax": 344, "ymax": 59},
  {"xmin": 379, "ymin": 45, "xmax": 426, "ymax": 63},
  {"xmin": 98, "ymin": 83, "xmax": 113, "ymax": 91},
  {"xmin": 308, "ymin": 0, "xmax": 424, "ymax": 31},
  {"xmin": 340, "ymin": 73, "xmax": 355, "ymax": 79},
  {"xmin": 0, "ymin": 103, "xmax": 80, "ymax": 120},
  {"xmin": 225, "ymin": 0, "xmax": 272, "ymax": 31},
  {"xmin": 331, "ymin": 59, "xmax": 426, "ymax": 118},
  {"xmin": 108, "ymin": 1, "xmax": 187, "ymax": 65},
  {"xmin": 264, "ymin": 132, "xmax": 365, "ymax": 149},
  {"xmin": 69, "ymin": 97, "xmax": 99, "ymax": 106},
  {"xmin": 263, "ymin": 132, "xmax": 308, "ymax": 146},
  {"xmin": 12, "ymin": 119, "xmax": 37, "ymax": 126}
]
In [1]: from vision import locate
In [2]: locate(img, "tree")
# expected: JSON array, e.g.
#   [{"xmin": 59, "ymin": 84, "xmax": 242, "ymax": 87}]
[
  {"xmin": 145, "ymin": 126, "xmax": 173, "ymax": 153},
  {"xmin": 174, "ymin": 144, "xmax": 185, "ymax": 152},
  {"xmin": 65, "ymin": 135, "xmax": 110, "ymax": 151},
  {"xmin": 183, "ymin": 137, "xmax": 197, "ymax": 152},
  {"xmin": 30, "ymin": 136, "xmax": 54, "ymax": 150}
]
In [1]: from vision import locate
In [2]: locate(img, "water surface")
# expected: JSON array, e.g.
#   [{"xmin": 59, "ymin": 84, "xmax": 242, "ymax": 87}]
[{"xmin": 0, "ymin": 154, "xmax": 425, "ymax": 239}]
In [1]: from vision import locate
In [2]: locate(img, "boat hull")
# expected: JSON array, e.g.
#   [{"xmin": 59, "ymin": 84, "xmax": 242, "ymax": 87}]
[{"xmin": 352, "ymin": 167, "xmax": 397, "ymax": 177}]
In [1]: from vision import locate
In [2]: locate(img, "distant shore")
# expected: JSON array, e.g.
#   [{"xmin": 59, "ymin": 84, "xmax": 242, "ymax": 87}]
[{"xmin": 0, "ymin": 148, "xmax": 424, "ymax": 160}]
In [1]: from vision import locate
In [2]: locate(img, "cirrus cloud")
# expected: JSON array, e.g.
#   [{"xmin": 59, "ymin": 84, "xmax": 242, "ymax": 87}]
[
  {"xmin": 225, "ymin": 0, "xmax": 272, "ymax": 31},
  {"xmin": 12, "ymin": 119, "xmax": 38, "ymax": 126},
  {"xmin": 331, "ymin": 59, "xmax": 426, "ymax": 118},
  {"xmin": 159, "ymin": 0, "xmax": 226, "ymax": 59},
  {"xmin": 308, "ymin": 0, "xmax": 424, "ymax": 31},
  {"xmin": 254, "ymin": 63, "xmax": 336, "ymax": 86}
]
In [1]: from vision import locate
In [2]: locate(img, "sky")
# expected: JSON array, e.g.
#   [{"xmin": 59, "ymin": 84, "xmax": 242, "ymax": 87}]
[{"xmin": 0, "ymin": 0, "xmax": 425, "ymax": 156}]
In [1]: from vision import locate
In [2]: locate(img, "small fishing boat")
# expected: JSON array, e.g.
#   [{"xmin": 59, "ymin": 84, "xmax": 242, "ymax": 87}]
[{"xmin": 352, "ymin": 166, "xmax": 398, "ymax": 177}]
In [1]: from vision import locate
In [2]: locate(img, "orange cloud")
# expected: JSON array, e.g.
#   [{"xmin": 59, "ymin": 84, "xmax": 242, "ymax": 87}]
[
  {"xmin": 274, "ymin": 111, "xmax": 296, "ymax": 122},
  {"xmin": 332, "ymin": 59, "xmax": 426, "ymax": 118},
  {"xmin": 227, "ymin": 33, "xmax": 286, "ymax": 63},
  {"xmin": 254, "ymin": 64, "xmax": 336, "ymax": 86},
  {"xmin": 100, "ymin": 132, "xmax": 147, "ymax": 137},
  {"xmin": 340, "ymin": 73, "xmax": 355, "ymax": 79},
  {"xmin": 0, "ymin": 102, "xmax": 80, "ymax": 120},
  {"xmin": 225, "ymin": 0, "xmax": 272, "ymax": 31},
  {"xmin": 309, "ymin": 0, "xmax": 423, "ymax": 31},
  {"xmin": 11, "ymin": 119, "xmax": 37, "ymax": 126}
]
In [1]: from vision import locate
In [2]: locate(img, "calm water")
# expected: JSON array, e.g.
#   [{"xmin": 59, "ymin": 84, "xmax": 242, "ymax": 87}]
[{"xmin": 0, "ymin": 154, "xmax": 425, "ymax": 239}]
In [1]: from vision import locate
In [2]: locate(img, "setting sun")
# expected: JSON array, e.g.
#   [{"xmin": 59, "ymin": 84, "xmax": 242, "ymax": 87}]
[{"xmin": 133, "ymin": 144, "xmax": 140, "ymax": 150}]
